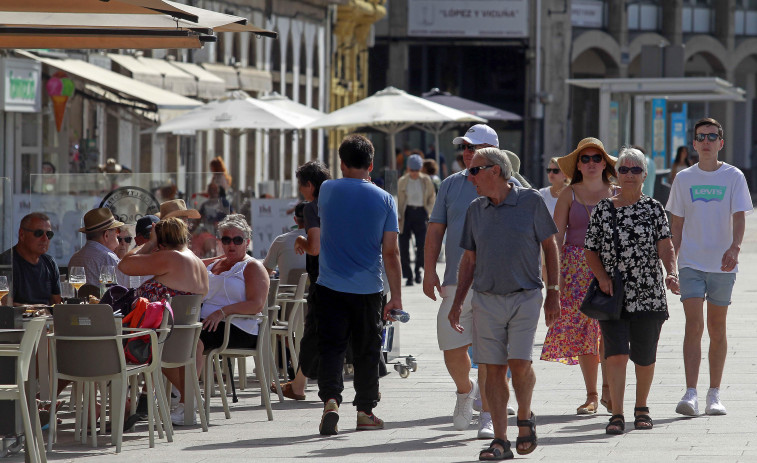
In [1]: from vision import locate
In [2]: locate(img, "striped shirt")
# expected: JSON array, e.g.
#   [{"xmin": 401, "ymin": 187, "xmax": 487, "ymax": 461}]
[{"xmin": 67, "ymin": 240, "xmax": 128, "ymax": 287}]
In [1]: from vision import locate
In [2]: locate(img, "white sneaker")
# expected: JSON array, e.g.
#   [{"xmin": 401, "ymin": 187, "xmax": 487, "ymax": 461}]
[
  {"xmin": 477, "ymin": 411, "xmax": 494, "ymax": 439},
  {"xmin": 473, "ymin": 396, "xmax": 482, "ymax": 412},
  {"xmin": 705, "ymin": 388, "xmax": 727, "ymax": 415},
  {"xmin": 170, "ymin": 403, "xmax": 196, "ymax": 426},
  {"xmin": 675, "ymin": 388, "xmax": 699, "ymax": 416},
  {"xmin": 452, "ymin": 379, "xmax": 477, "ymax": 430},
  {"xmin": 170, "ymin": 392, "xmax": 181, "ymax": 410},
  {"xmin": 507, "ymin": 404, "xmax": 516, "ymax": 416}
]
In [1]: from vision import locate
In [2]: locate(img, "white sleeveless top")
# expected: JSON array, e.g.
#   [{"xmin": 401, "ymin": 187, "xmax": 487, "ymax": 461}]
[{"xmin": 202, "ymin": 259, "xmax": 259, "ymax": 335}]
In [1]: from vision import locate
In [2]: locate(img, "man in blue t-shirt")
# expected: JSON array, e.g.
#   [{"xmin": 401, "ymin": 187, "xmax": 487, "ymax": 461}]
[
  {"xmin": 0, "ymin": 212, "xmax": 61, "ymax": 305},
  {"xmin": 315, "ymin": 134, "xmax": 403, "ymax": 436}
]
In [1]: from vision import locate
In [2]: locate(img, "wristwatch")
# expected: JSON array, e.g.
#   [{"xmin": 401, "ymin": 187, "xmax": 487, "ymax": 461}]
[{"xmin": 546, "ymin": 285, "xmax": 559, "ymax": 291}]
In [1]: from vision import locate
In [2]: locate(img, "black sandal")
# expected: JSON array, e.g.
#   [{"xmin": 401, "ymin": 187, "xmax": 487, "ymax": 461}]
[
  {"xmin": 479, "ymin": 438, "xmax": 513, "ymax": 461},
  {"xmin": 606, "ymin": 414, "xmax": 625, "ymax": 435},
  {"xmin": 633, "ymin": 406, "xmax": 653, "ymax": 430},
  {"xmin": 515, "ymin": 412, "xmax": 538, "ymax": 455}
]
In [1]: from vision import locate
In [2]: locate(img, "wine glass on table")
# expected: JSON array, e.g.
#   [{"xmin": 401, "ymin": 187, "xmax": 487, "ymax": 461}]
[
  {"xmin": 0, "ymin": 276, "xmax": 9, "ymax": 304},
  {"xmin": 69, "ymin": 266, "xmax": 86, "ymax": 300},
  {"xmin": 60, "ymin": 281, "xmax": 75, "ymax": 303}
]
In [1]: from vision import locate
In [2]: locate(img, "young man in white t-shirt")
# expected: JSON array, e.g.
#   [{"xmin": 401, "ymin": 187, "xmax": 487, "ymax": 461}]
[{"xmin": 666, "ymin": 117, "xmax": 753, "ymax": 416}]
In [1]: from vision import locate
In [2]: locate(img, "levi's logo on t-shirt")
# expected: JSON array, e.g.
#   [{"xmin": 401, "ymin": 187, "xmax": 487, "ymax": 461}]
[{"xmin": 690, "ymin": 185, "xmax": 726, "ymax": 202}]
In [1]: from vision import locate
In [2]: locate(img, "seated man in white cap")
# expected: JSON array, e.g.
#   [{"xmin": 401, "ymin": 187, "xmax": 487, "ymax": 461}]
[{"xmin": 68, "ymin": 207, "xmax": 129, "ymax": 286}]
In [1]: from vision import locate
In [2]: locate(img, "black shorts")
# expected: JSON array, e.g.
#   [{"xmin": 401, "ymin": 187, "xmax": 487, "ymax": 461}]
[
  {"xmin": 599, "ymin": 317, "xmax": 664, "ymax": 367},
  {"xmin": 199, "ymin": 322, "xmax": 258, "ymax": 352}
]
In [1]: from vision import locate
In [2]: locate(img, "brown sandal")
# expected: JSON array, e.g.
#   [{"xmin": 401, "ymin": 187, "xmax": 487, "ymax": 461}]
[
  {"xmin": 577, "ymin": 392, "xmax": 598, "ymax": 415},
  {"xmin": 600, "ymin": 385, "xmax": 613, "ymax": 414}
]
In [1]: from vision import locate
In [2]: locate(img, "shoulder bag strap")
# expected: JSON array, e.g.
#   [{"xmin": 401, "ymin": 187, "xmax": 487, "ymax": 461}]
[
  {"xmin": 572, "ymin": 186, "xmax": 592, "ymax": 218},
  {"xmin": 609, "ymin": 200, "xmax": 621, "ymax": 266}
]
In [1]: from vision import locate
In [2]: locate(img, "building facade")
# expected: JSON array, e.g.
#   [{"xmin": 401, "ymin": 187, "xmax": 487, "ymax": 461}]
[{"xmin": 370, "ymin": 0, "xmax": 757, "ymax": 186}]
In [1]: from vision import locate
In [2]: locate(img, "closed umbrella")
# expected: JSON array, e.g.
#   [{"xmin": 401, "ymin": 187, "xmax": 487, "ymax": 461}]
[{"xmin": 306, "ymin": 86, "xmax": 485, "ymax": 170}]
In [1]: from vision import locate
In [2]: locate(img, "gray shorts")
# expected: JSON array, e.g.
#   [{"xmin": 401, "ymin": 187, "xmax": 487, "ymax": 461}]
[{"xmin": 471, "ymin": 288, "xmax": 542, "ymax": 365}]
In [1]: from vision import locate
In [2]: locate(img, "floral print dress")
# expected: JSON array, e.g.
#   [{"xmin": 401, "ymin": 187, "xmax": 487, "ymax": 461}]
[{"xmin": 584, "ymin": 196, "xmax": 670, "ymax": 319}]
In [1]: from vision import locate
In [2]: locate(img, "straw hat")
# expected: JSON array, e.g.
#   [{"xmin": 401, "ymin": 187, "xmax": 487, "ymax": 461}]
[
  {"xmin": 78, "ymin": 208, "xmax": 125, "ymax": 233},
  {"xmin": 157, "ymin": 199, "xmax": 200, "ymax": 220},
  {"xmin": 557, "ymin": 137, "xmax": 617, "ymax": 180}
]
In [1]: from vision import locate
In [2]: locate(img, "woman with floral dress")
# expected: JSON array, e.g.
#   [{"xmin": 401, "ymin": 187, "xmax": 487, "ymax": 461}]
[
  {"xmin": 540, "ymin": 138, "xmax": 617, "ymax": 415},
  {"xmin": 585, "ymin": 147, "xmax": 679, "ymax": 434}
]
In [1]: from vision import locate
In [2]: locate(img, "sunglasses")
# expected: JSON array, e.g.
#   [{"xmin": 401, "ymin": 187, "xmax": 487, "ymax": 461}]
[
  {"xmin": 460, "ymin": 143, "xmax": 483, "ymax": 152},
  {"xmin": 117, "ymin": 236, "xmax": 133, "ymax": 244},
  {"xmin": 468, "ymin": 165, "xmax": 495, "ymax": 176},
  {"xmin": 23, "ymin": 228, "xmax": 54, "ymax": 239},
  {"xmin": 221, "ymin": 236, "xmax": 246, "ymax": 246},
  {"xmin": 546, "ymin": 168, "xmax": 561, "ymax": 174},
  {"xmin": 694, "ymin": 133, "xmax": 721, "ymax": 142},
  {"xmin": 617, "ymin": 166, "xmax": 644, "ymax": 175},
  {"xmin": 580, "ymin": 154, "xmax": 604, "ymax": 164}
]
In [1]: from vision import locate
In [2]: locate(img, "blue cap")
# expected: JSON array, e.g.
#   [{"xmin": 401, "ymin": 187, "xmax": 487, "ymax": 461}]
[
  {"xmin": 135, "ymin": 215, "xmax": 159, "ymax": 237},
  {"xmin": 407, "ymin": 154, "xmax": 423, "ymax": 171}
]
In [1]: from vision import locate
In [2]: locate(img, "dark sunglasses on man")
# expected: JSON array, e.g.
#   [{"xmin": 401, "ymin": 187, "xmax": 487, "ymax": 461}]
[
  {"xmin": 220, "ymin": 236, "xmax": 246, "ymax": 246},
  {"xmin": 23, "ymin": 228, "xmax": 54, "ymax": 239},
  {"xmin": 580, "ymin": 154, "xmax": 603, "ymax": 164},
  {"xmin": 468, "ymin": 165, "xmax": 495, "ymax": 176},
  {"xmin": 694, "ymin": 133, "xmax": 721, "ymax": 142},
  {"xmin": 460, "ymin": 143, "xmax": 485, "ymax": 152},
  {"xmin": 117, "ymin": 236, "xmax": 133, "ymax": 244}
]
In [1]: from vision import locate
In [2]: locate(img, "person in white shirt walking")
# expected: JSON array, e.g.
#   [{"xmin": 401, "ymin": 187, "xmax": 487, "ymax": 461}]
[{"xmin": 666, "ymin": 117, "xmax": 753, "ymax": 416}]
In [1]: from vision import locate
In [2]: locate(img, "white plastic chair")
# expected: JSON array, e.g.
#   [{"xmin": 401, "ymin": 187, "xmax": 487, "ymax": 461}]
[
  {"xmin": 161, "ymin": 294, "xmax": 207, "ymax": 431},
  {"xmin": 49, "ymin": 305, "xmax": 167, "ymax": 452},
  {"xmin": 0, "ymin": 318, "xmax": 48, "ymax": 463},
  {"xmin": 203, "ymin": 280, "xmax": 279, "ymax": 421},
  {"xmin": 270, "ymin": 271, "xmax": 308, "ymax": 376}
]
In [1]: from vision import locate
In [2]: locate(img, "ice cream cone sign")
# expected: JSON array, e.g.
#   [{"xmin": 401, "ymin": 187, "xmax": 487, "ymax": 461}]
[{"xmin": 46, "ymin": 72, "xmax": 75, "ymax": 132}]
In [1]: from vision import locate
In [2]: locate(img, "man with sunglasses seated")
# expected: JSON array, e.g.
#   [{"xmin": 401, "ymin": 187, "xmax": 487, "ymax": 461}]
[{"xmin": 0, "ymin": 212, "xmax": 62, "ymax": 305}]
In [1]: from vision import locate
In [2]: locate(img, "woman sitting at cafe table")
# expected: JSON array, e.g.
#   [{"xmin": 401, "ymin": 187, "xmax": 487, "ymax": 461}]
[
  {"xmin": 584, "ymin": 147, "xmax": 680, "ymax": 436},
  {"xmin": 167, "ymin": 214, "xmax": 269, "ymax": 425},
  {"xmin": 118, "ymin": 216, "xmax": 209, "ymax": 424}
]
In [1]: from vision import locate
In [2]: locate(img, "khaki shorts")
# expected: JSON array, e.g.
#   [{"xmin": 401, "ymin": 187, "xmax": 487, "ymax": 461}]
[
  {"xmin": 436, "ymin": 285, "xmax": 474, "ymax": 351},
  {"xmin": 472, "ymin": 289, "xmax": 542, "ymax": 365}
]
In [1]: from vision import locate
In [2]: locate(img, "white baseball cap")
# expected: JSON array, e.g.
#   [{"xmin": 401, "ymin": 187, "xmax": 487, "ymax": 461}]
[{"xmin": 452, "ymin": 124, "xmax": 499, "ymax": 148}]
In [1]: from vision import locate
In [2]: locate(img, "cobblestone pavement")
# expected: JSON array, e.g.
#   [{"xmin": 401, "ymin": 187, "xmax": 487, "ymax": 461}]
[{"xmin": 8, "ymin": 214, "xmax": 757, "ymax": 462}]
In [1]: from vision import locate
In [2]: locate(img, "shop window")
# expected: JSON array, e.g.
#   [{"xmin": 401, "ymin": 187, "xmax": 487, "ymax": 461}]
[
  {"xmin": 571, "ymin": 0, "xmax": 605, "ymax": 29},
  {"xmin": 628, "ymin": 1, "xmax": 660, "ymax": 31},
  {"xmin": 682, "ymin": 0, "xmax": 713, "ymax": 33}
]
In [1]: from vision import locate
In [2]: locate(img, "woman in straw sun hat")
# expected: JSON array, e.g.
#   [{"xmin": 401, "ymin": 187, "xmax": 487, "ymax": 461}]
[{"xmin": 540, "ymin": 137, "xmax": 618, "ymax": 415}]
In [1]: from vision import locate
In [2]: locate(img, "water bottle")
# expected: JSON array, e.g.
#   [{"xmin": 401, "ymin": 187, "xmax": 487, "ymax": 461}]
[
  {"xmin": 389, "ymin": 309, "xmax": 410, "ymax": 323},
  {"xmin": 381, "ymin": 322, "xmax": 394, "ymax": 352}
]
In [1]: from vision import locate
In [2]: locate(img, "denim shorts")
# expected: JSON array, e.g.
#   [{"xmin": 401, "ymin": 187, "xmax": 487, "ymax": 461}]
[{"xmin": 679, "ymin": 267, "xmax": 737, "ymax": 306}]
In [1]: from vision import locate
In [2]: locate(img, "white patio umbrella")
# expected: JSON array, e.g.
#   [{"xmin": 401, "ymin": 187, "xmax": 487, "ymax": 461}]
[
  {"xmin": 258, "ymin": 92, "xmax": 326, "ymax": 120},
  {"xmin": 156, "ymin": 91, "xmax": 314, "ymax": 134},
  {"xmin": 305, "ymin": 87, "xmax": 485, "ymax": 170}
]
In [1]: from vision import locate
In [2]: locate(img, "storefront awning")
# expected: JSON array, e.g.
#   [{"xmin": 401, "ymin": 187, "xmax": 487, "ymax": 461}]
[
  {"xmin": 108, "ymin": 54, "xmax": 198, "ymax": 96},
  {"xmin": 200, "ymin": 62, "xmax": 237, "ymax": 89},
  {"xmin": 200, "ymin": 62, "xmax": 273, "ymax": 93},
  {"xmin": 168, "ymin": 61, "xmax": 225, "ymax": 100},
  {"xmin": 17, "ymin": 50, "xmax": 201, "ymax": 121},
  {"xmin": 239, "ymin": 67, "xmax": 273, "ymax": 93}
]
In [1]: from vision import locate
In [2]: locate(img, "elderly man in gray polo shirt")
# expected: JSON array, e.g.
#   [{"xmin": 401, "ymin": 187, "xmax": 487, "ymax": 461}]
[{"xmin": 449, "ymin": 147, "xmax": 559, "ymax": 460}]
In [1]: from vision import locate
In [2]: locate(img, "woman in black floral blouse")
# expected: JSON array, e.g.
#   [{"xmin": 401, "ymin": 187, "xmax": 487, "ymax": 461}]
[{"xmin": 584, "ymin": 147, "xmax": 680, "ymax": 435}]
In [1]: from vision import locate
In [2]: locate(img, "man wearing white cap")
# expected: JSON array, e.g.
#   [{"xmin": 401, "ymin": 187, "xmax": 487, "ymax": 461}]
[
  {"xmin": 397, "ymin": 153, "xmax": 436, "ymax": 286},
  {"xmin": 68, "ymin": 207, "xmax": 129, "ymax": 286},
  {"xmin": 423, "ymin": 124, "xmax": 520, "ymax": 438}
]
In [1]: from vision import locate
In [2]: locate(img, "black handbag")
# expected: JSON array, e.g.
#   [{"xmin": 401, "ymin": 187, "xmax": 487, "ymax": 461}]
[{"xmin": 580, "ymin": 201, "xmax": 624, "ymax": 321}]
